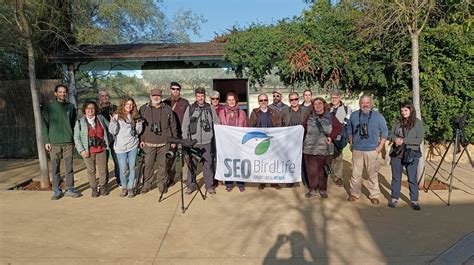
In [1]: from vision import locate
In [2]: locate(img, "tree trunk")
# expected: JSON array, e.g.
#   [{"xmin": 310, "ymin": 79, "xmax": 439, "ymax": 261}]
[
  {"xmin": 17, "ymin": 0, "xmax": 51, "ymax": 188},
  {"xmin": 410, "ymin": 32, "xmax": 425, "ymax": 186},
  {"xmin": 67, "ymin": 63, "xmax": 77, "ymax": 107}
]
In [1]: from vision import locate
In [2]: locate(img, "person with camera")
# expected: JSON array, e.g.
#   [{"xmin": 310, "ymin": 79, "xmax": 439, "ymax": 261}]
[
  {"xmin": 182, "ymin": 87, "xmax": 220, "ymax": 195},
  {"xmin": 387, "ymin": 102, "xmax": 424, "ymax": 210},
  {"xmin": 218, "ymin": 92, "xmax": 247, "ymax": 192},
  {"xmin": 302, "ymin": 97, "xmax": 341, "ymax": 198},
  {"xmin": 163, "ymin": 82, "xmax": 190, "ymax": 184},
  {"xmin": 347, "ymin": 95, "xmax": 388, "ymax": 205},
  {"xmin": 249, "ymin": 93, "xmax": 282, "ymax": 190},
  {"xmin": 108, "ymin": 97, "xmax": 143, "ymax": 198},
  {"xmin": 74, "ymin": 100, "xmax": 111, "ymax": 197},
  {"xmin": 139, "ymin": 88, "xmax": 177, "ymax": 194},
  {"xmin": 329, "ymin": 89, "xmax": 352, "ymax": 187},
  {"xmin": 97, "ymin": 90, "xmax": 121, "ymax": 188},
  {"xmin": 42, "ymin": 84, "xmax": 80, "ymax": 200}
]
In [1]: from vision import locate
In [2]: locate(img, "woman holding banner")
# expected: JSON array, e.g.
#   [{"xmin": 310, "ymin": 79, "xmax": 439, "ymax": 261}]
[
  {"xmin": 218, "ymin": 92, "xmax": 248, "ymax": 192},
  {"xmin": 302, "ymin": 97, "xmax": 341, "ymax": 198}
]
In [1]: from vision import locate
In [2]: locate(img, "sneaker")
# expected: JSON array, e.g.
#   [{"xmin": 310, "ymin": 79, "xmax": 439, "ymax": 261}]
[
  {"xmin": 347, "ymin": 195, "xmax": 358, "ymax": 202},
  {"xmin": 411, "ymin": 202, "xmax": 421, "ymax": 211},
  {"xmin": 320, "ymin": 192, "xmax": 328, "ymax": 199},
  {"xmin": 226, "ymin": 186, "xmax": 233, "ymax": 192},
  {"xmin": 64, "ymin": 189, "xmax": 80, "ymax": 198},
  {"xmin": 51, "ymin": 190, "xmax": 63, "ymax": 200},
  {"xmin": 185, "ymin": 187, "xmax": 196, "ymax": 195},
  {"xmin": 388, "ymin": 199, "xmax": 398, "ymax": 208},
  {"xmin": 120, "ymin": 189, "xmax": 128, "ymax": 197},
  {"xmin": 128, "ymin": 189, "xmax": 135, "ymax": 198},
  {"xmin": 305, "ymin": 189, "xmax": 318, "ymax": 198},
  {"xmin": 238, "ymin": 186, "xmax": 245, "ymax": 192},
  {"xmin": 335, "ymin": 178, "xmax": 343, "ymax": 187},
  {"xmin": 207, "ymin": 187, "xmax": 216, "ymax": 195},
  {"xmin": 258, "ymin": 184, "xmax": 266, "ymax": 190}
]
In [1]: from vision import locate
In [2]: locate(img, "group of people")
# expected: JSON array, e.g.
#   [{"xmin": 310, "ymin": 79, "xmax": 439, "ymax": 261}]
[{"xmin": 42, "ymin": 82, "xmax": 424, "ymax": 210}]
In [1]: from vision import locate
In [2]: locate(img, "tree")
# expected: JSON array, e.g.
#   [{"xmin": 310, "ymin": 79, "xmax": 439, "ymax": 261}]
[{"xmin": 8, "ymin": 0, "xmax": 50, "ymax": 188}]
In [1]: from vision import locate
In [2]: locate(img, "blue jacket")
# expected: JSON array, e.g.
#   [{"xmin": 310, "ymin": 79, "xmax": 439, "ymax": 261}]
[{"xmin": 347, "ymin": 110, "xmax": 388, "ymax": 151}]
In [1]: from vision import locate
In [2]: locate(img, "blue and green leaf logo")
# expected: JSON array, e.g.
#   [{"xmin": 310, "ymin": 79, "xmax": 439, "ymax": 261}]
[{"xmin": 242, "ymin": 131, "xmax": 272, "ymax": 155}]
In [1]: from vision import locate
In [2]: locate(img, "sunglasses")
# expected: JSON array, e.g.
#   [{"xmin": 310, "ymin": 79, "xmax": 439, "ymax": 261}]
[
  {"xmin": 290, "ymin": 98, "xmax": 299, "ymax": 102},
  {"xmin": 273, "ymin": 95, "xmax": 281, "ymax": 98},
  {"xmin": 259, "ymin": 99, "xmax": 268, "ymax": 102},
  {"xmin": 170, "ymin": 87, "xmax": 180, "ymax": 91},
  {"xmin": 210, "ymin": 98, "xmax": 219, "ymax": 100}
]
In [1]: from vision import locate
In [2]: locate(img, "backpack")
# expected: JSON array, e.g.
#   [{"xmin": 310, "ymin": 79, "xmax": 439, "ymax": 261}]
[{"xmin": 331, "ymin": 104, "xmax": 349, "ymax": 152}]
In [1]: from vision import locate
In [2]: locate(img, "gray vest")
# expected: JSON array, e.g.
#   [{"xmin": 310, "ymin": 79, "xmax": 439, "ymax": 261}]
[{"xmin": 303, "ymin": 112, "xmax": 334, "ymax": 156}]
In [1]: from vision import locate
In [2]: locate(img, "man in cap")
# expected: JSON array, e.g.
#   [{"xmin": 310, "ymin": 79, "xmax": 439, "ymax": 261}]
[
  {"xmin": 138, "ymin": 88, "xmax": 177, "ymax": 194},
  {"xmin": 269, "ymin": 89, "xmax": 289, "ymax": 113}
]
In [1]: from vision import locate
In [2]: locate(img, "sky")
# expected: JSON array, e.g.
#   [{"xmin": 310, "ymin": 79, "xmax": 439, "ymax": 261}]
[{"xmin": 164, "ymin": 0, "xmax": 311, "ymax": 42}]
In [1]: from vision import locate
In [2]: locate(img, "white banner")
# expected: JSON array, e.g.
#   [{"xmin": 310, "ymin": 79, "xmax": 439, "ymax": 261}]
[{"xmin": 214, "ymin": 124, "xmax": 304, "ymax": 183}]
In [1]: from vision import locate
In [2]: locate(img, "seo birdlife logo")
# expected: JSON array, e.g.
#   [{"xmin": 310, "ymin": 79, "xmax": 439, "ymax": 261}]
[{"xmin": 241, "ymin": 131, "xmax": 272, "ymax": 155}]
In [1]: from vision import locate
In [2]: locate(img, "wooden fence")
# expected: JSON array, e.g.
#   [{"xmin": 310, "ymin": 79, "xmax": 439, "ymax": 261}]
[{"xmin": 0, "ymin": 79, "xmax": 61, "ymax": 159}]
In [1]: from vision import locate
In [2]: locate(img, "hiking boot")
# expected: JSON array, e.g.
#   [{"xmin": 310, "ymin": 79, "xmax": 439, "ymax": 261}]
[
  {"xmin": 271, "ymin": 184, "xmax": 282, "ymax": 190},
  {"xmin": 305, "ymin": 189, "xmax": 318, "ymax": 198},
  {"xmin": 120, "ymin": 189, "xmax": 128, "ymax": 197},
  {"xmin": 64, "ymin": 189, "xmax": 80, "ymax": 198},
  {"xmin": 185, "ymin": 187, "xmax": 196, "ymax": 195},
  {"xmin": 91, "ymin": 188, "xmax": 99, "ymax": 198},
  {"xmin": 335, "ymin": 178, "xmax": 343, "ymax": 187},
  {"xmin": 207, "ymin": 187, "xmax": 216, "ymax": 195},
  {"xmin": 128, "ymin": 189, "xmax": 135, "ymax": 198},
  {"xmin": 320, "ymin": 191, "xmax": 328, "ymax": 199},
  {"xmin": 51, "ymin": 190, "xmax": 63, "ymax": 200},
  {"xmin": 370, "ymin": 198, "xmax": 380, "ymax": 205},
  {"xmin": 388, "ymin": 199, "xmax": 398, "ymax": 208},
  {"xmin": 238, "ymin": 186, "xmax": 245, "ymax": 192},
  {"xmin": 140, "ymin": 186, "xmax": 150, "ymax": 194},
  {"xmin": 258, "ymin": 184, "xmax": 266, "ymax": 190},
  {"xmin": 226, "ymin": 186, "xmax": 233, "ymax": 192},
  {"xmin": 99, "ymin": 185, "xmax": 109, "ymax": 196}
]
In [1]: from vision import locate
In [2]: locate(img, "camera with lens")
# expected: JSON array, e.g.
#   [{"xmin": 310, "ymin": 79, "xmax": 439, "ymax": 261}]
[
  {"xmin": 389, "ymin": 143, "xmax": 405, "ymax": 158},
  {"xmin": 359, "ymin": 123, "xmax": 369, "ymax": 139},
  {"xmin": 323, "ymin": 164, "xmax": 333, "ymax": 177},
  {"xmin": 151, "ymin": 121, "xmax": 162, "ymax": 135},
  {"xmin": 201, "ymin": 120, "xmax": 211, "ymax": 132},
  {"xmin": 165, "ymin": 149, "xmax": 176, "ymax": 159},
  {"xmin": 89, "ymin": 136, "xmax": 103, "ymax": 147}
]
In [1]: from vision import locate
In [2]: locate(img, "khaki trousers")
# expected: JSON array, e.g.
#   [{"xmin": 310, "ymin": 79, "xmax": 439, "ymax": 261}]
[
  {"xmin": 332, "ymin": 152, "xmax": 344, "ymax": 180},
  {"xmin": 83, "ymin": 150, "xmax": 107, "ymax": 189},
  {"xmin": 350, "ymin": 150, "xmax": 381, "ymax": 199}
]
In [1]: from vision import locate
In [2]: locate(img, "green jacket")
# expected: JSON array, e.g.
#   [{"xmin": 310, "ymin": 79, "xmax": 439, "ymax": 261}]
[
  {"xmin": 74, "ymin": 115, "xmax": 110, "ymax": 154},
  {"xmin": 42, "ymin": 100, "xmax": 77, "ymax": 145}
]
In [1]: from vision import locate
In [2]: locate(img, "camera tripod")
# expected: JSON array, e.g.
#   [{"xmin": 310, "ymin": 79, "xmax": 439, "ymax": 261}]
[
  {"xmin": 424, "ymin": 127, "xmax": 473, "ymax": 205},
  {"xmin": 159, "ymin": 140, "xmax": 206, "ymax": 213}
]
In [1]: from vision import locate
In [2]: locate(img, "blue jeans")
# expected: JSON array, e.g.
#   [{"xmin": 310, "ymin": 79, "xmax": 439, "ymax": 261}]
[
  {"xmin": 390, "ymin": 157, "xmax": 419, "ymax": 201},
  {"xmin": 116, "ymin": 147, "xmax": 138, "ymax": 190}
]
